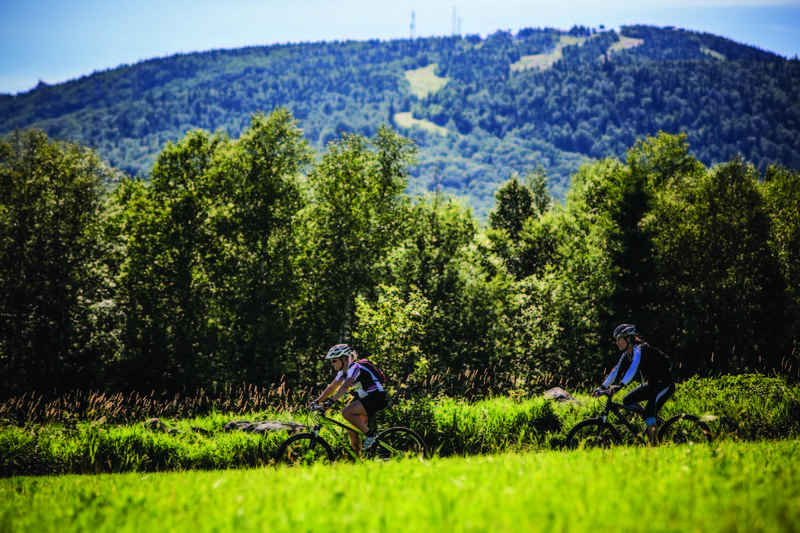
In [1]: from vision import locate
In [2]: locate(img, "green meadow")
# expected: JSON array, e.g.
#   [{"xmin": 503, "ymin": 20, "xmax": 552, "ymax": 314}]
[
  {"xmin": 2, "ymin": 374, "xmax": 799, "ymax": 531},
  {"xmin": 2, "ymin": 375, "xmax": 799, "ymax": 477},
  {"xmin": 1, "ymin": 440, "xmax": 798, "ymax": 533}
]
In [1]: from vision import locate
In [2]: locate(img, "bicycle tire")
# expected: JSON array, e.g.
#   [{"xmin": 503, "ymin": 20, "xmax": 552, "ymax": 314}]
[
  {"xmin": 370, "ymin": 427, "xmax": 427, "ymax": 461},
  {"xmin": 274, "ymin": 433, "xmax": 335, "ymax": 466},
  {"xmin": 658, "ymin": 414, "xmax": 714, "ymax": 446},
  {"xmin": 565, "ymin": 418, "xmax": 623, "ymax": 450}
]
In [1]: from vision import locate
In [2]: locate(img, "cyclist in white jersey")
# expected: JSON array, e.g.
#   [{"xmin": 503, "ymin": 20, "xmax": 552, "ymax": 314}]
[{"xmin": 313, "ymin": 344, "xmax": 389, "ymax": 455}]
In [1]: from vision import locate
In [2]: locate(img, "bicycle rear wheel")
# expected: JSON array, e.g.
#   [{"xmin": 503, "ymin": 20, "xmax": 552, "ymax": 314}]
[
  {"xmin": 371, "ymin": 427, "xmax": 427, "ymax": 461},
  {"xmin": 565, "ymin": 419, "xmax": 622, "ymax": 450},
  {"xmin": 274, "ymin": 433, "xmax": 335, "ymax": 466},
  {"xmin": 659, "ymin": 414, "xmax": 713, "ymax": 446}
]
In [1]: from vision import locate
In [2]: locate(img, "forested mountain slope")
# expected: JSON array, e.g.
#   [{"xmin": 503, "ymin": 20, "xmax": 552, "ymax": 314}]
[{"xmin": 1, "ymin": 24, "xmax": 798, "ymax": 217}]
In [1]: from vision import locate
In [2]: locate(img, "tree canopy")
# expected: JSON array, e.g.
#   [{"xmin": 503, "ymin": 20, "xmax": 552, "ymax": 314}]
[{"xmin": 1, "ymin": 116, "xmax": 798, "ymax": 400}]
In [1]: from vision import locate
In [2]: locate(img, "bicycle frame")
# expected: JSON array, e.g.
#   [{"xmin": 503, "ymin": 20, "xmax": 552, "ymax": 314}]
[
  {"xmin": 307, "ymin": 409, "xmax": 366, "ymax": 461},
  {"xmin": 303, "ymin": 408, "xmax": 419, "ymax": 461},
  {"xmin": 597, "ymin": 394, "xmax": 665, "ymax": 444}
]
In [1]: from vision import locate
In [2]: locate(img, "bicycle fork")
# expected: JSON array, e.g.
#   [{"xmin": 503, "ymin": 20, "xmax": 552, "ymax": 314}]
[{"xmin": 307, "ymin": 425, "xmax": 322, "ymax": 448}]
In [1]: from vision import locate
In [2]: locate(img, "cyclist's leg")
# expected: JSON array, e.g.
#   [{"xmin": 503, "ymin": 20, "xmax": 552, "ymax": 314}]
[
  {"xmin": 643, "ymin": 382, "xmax": 675, "ymax": 446},
  {"xmin": 342, "ymin": 400, "xmax": 370, "ymax": 453},
  {"xmin": 356, "ymin": 392, "xmax": 388, "ymax": 451},
  {"xmin": 623, "ymin": 383, "xmax": 652, "ymax": 442},
  {"xmin": 360, "ymin": 391, "xmax": 389, "ymax": 422},
  {"xmin": 622, "ymin": 383, "xmax": 649, "ymax": 411}
]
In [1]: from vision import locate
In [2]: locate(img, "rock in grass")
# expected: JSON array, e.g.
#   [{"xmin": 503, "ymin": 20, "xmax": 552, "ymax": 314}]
[
  {"xmin": 544, "ymin": 387, "xmax": 579, "ymax": 403},
  {"xmin": 145, "ymin": 417, "xmax": 168, "ymax": 432}
]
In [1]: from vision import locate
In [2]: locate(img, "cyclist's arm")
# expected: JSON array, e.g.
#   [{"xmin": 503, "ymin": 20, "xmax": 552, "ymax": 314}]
[
  {"xmin": 329, "ymin": 377, "xmax": 357, "ymax": 403},
  {"xmin": 619, "ymin": 345, "xmax": 642, "ymax": 386},
  {"xmin": 316, "ymin": 380, "xmax": 341, "ymax": 403},
  {"xmin": 320, "ymin": 365, "xmax": 360, "ymax": 403},
  {"xmin": 316, "ymin": 371, "xmax": 347, "ymax": 403},
  {"xmin": 601, "ymin": 357, "xmax": 624, "ymax": 388}
]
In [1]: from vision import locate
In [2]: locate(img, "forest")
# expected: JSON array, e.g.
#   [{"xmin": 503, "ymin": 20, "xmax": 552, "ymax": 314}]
[
  {"xmin": 0, "ymin": 25, "xmax": 798, "ymax": 218},
  {"xmin": 1, "ymin": 111, "xmax": 798, "ymax": 401}
]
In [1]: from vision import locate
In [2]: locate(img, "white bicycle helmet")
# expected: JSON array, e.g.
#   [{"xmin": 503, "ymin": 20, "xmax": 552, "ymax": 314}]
[
  {"xmin": 613, "ymin": 324, "xmax": 637, "ymax": 339},
  {"xmin": 324, "ymin": 343, "xmax": 353, "ymax": 360}
]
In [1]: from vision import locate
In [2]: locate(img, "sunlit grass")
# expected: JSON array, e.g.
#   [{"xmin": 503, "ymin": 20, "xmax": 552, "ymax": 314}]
[
  {"xmin": 393, "ymin": 112, "xmax": 450, "ymax": 136},
  {"xmin": 1, "ymin": 374, "xmax": 798, "ymax": 476},
  {"xmin": 511, "ymin": 35, "xmax": 587, "ymax": 72},
  {"xmin": 701, "ymin": 47, "xmax": 726, "ymax": 60},
  {"xmin": 404, "ymin": 63, "xmax": 450, "ymax": 99},
  {"xmin": 609, "ymin": 36, "xmax": 645, "ymax": 53},
  {"xmin": 1, "ymin": 440, "xmax": 798, "ymax": 533},
  {"xmin": 512, "ymin": 34, "xmax": 645, "ymax": 73}
]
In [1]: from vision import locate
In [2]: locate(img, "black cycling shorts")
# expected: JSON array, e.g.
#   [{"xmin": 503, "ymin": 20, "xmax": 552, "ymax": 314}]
[{"xmin": 352, "ymin": 391, "xmax": 389, "ymax": 417}]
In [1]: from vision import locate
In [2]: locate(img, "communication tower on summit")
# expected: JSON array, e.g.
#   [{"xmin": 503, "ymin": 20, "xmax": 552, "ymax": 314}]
[{"xmin": 410, "ymin": 11, "xmax": 416, "ymax": 39}]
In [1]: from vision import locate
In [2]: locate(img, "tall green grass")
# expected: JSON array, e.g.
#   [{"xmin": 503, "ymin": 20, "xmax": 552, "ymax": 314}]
[
  {"xmin": 2, "ymin": 440, "xmax": 798, "ymax": 532},
  {"xmin": 1, "ymin": 375, "xmax": 798, "ymax": 476}
]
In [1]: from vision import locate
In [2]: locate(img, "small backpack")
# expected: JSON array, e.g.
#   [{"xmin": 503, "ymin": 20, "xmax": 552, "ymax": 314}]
[{"xmin": 355, "ymin": 358, "xmax": 387, "ymax": 384}]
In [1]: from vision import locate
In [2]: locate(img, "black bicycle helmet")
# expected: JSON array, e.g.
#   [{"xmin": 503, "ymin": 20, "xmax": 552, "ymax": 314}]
[
  {"xmin": 324, "ymin": 343, "xmax": 353, "ymax": 360},
  {"xmin": 613, "ymin": 324, "xmax": 637, "ymax": 339}
]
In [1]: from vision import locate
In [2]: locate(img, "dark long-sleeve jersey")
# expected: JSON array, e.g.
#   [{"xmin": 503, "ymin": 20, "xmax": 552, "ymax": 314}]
[{"xmin": 602, "ymin": 342, "xmax": 672, "ymax": 388}]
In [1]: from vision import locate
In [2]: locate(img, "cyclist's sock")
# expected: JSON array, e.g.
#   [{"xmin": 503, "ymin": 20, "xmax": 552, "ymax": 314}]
[{"xmin": 363, "ymin": 430, "xmax": 379, "ymax": 451}]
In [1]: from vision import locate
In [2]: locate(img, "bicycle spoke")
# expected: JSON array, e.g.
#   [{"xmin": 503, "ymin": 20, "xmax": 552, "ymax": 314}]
[
  {"xmin": 372, "ymin": 427, "xmax": 427, "ymax": 461},
  {"xmin": 659, "ymin": 415, "xmax": 713, "ymax": 446},
  {"xmin": 566, "ymin": 419, "xmax": 622, "ymax": 450},
  {"xmin": 275, "ymin": 433, "xmax": 334, "ymax": 466}
]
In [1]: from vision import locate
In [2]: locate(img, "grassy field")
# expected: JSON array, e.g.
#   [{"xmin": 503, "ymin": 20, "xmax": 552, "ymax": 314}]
[
  {"xmin": 1, "ymin": 440, "xmax": 798, "ymax": 533},
  {"xmin": 392, "ymin": 112, "xmax": 450, "ymax": 136},
  {"xmin": 404, "ymin": 63, "xmax": 450, "ymax": 99},
  {"xmin": 510, "ymin": 35, "xmax": 587, "ymax": 72},
  {"xmin": 1, "ymin": 375, "xmax": 798, "ymax": 477},
  {"xmin": 609, "ymin": 35, "xmax": 645, "ymax": 53},
  {"xmin": 511, "ymin": 34, "xmax": 645, "ymax": 73},
  {"xmin": 396, "ymin": 63, "xmax": 452, "ymax": 135}
]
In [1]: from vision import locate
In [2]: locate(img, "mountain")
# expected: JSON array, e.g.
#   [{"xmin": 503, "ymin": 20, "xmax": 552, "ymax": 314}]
[{"xmin": 1, "ymin": 24, "xmax": 798, "ymax": 217}]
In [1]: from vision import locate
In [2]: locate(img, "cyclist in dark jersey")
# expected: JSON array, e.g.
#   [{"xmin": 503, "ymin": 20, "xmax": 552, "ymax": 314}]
[
  {"xmin": 592, "ymin": 324, "xmax": 675, "ymax": 446},
  {"xmin": 313, "ymin": 344, "xmax": 389, "ymax": 455}
]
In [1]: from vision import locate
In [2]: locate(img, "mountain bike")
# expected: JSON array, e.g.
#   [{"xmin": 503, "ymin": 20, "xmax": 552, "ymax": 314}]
[
  {"xmin": 274, "ymin": 403, "xmax": 428, "ymax": 466},
  {"xmin": 565, "ymin": 388, "xmax": 713, "ymax": 450}
]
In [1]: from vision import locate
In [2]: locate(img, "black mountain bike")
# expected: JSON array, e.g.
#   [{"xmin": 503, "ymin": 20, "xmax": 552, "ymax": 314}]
[
  {"xmin": 566, "ymin": 388, "xmax": 713, "ymax": 450},
  {"xmin": 274, "ymin": 404, "xmax": 428, "ymax": 466}
]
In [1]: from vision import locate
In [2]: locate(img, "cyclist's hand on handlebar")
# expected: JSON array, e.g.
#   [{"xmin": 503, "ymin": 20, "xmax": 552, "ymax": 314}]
[
  {"xmin": 322, "ymin": 399, "xmax": 334, "ymax": 410},
  {"xmin": 591, "ymin": 387, "xmax": 606, "ymax": 398},
  {"xmin": 308, "ymin": 401, "xmax": 320, "ymax": 411},
  {"xmin": 607, "ymin": 385, "xmax": 622, "ymax": 396}
]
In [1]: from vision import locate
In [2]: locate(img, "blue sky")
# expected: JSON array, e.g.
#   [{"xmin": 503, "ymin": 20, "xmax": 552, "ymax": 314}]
[{"xmin": 1, "ymin": 0, "xmax": 799, "ymax": 94}]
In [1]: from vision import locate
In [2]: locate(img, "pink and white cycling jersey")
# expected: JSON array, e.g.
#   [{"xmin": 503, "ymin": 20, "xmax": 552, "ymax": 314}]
[{"xmin": 334, "ymin": 362, "xmax": 385, "ymax": 398}]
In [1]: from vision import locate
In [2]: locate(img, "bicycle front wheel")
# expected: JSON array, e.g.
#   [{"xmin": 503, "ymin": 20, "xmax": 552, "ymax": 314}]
[
  {"xmin": 565, "ymin": 419, "xmax": 622, "ymax": 450},
  {"xmin": 371, "ymin": 427, "xmax": 427, "ymax": 461},
  {"xmin": 274, "ymin": 433, "xmax": 335, "ymax": 466},
  {"xmin": 659, "ymin": 414, "xmax": 714, "ymax": 446}
]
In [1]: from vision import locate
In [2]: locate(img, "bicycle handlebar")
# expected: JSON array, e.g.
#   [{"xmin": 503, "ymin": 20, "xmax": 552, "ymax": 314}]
[
  {"xmin": 592, "ymin": 386, "xmax": 621, "ymax": 398},
  {"xmin": 308, "ymin": 399, "xmax": 337, "ymax": 414}
]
